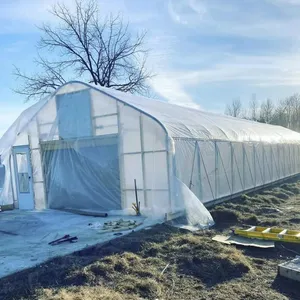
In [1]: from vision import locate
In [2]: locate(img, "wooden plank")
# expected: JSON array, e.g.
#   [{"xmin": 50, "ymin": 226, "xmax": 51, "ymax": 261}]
[
  {"xmin": 0, "ymin": 204, "xmax": 14, "ymax": 211},
  {"xmin": 61, "ymin": 208, "xmax": 108, "ymax": 217}
]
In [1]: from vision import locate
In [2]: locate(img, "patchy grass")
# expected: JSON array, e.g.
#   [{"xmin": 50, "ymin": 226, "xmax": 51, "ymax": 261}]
[
  {"xmin": 2, "ymin": 177, "xmax": 300, "ymax": 300},
  {"xmin": 210, "ymin": 207, "xmax": 241, "ymax": 225},
  {"xmin": 36, "ymin": 286, "xmax": 140, "ymax": 300}
]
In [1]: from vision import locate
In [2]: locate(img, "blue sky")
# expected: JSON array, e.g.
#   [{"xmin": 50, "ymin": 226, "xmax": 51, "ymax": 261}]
[{"xmin": 1, "ymin": 0, "xmax": 300, "ymax": 137}]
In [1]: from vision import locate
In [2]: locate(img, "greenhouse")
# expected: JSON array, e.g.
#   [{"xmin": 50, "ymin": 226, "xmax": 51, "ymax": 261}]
[{"xmin": 1, "ymin": 81, "xmax": 300, "ymax": 222}]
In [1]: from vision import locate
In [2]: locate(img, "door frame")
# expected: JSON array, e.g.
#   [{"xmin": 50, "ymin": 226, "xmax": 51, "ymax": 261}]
[{"xmin": 12, "ymin": 145, "xmax": 34, "ymax": 210}]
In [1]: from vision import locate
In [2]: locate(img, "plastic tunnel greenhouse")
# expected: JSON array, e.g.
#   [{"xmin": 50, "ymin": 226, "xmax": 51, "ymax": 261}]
[{"xmin": 1, "ymin": 81, "xmax": 300, "ymax": 225}]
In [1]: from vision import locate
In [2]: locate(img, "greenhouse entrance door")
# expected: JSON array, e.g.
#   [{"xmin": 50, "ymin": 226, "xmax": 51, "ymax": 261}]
[
  {"xmin": 42, "ymin": 136, "xmax": 121, "ymax": 211},
  {"xmin": 12, "ymin": 146, "xmax": 34, "ymax": 210}
]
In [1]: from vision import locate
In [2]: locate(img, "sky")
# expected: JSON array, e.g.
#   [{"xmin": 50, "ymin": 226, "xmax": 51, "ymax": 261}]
[{"xmin": 1, "ymin": 0, "xmax": 300, "ymax": 137}]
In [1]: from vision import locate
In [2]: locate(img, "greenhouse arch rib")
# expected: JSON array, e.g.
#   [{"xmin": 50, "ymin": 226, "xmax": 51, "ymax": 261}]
[{"xmin": 13, "ymin": 80, "xmax": 300, "ymax": 146}]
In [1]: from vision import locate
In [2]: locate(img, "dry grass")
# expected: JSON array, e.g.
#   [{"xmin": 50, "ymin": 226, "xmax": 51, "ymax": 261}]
[
  {"xmin": 210, "ymin": 181, "xmax": 300, "ymax": 230},
  {"xmin": 2, "ymin": 178, "xmax": 300, "ymax": 300},
  {"xmin": 37, "ymin": 286, "xmax": 140, "ymax": 300}
]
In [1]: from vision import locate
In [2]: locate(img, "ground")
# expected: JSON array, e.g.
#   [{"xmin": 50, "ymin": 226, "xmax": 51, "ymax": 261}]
[
  {"xmin": 0, "ymin": 210, "xmax": 145, "ymax": 278},
  {"xmin": 2, "ymin": 179, "xmax": 300, "ymax": 300}
]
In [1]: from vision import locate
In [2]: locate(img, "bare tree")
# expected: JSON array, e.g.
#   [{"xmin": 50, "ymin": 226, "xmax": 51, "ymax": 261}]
[
  {"xmin": 225, "ymin": 93, "xmax": 300, "ymax": 133},
  {"xmin": 249, "ymin": 93, "xmax": 258, "ymax": 121},
  {"xmin": 272, "ymin": 105, "xmax": 287, "ymax": 127},
  {"xmin": 225, "ymin": 98, "xmax": 242, "ymax": 118},
  {"xmin": 272, "ymin": 94, "xmax": 300, "ymax": 131},
  {"xmin": 14, "ymin": 0, "xmax": 152, "ymax": 101},
  {"xmin": 259, "ymin": 98, "xmax": 274, "ymax": 124},
  {"xmin": 290, "ymin": 94, "xmax": 300, "ymax": 131}
]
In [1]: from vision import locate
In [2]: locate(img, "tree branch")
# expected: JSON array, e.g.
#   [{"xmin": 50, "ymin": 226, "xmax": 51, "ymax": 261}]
[{"xmin": 14, "ymin": 0, "xmax": 153, "ymax": 101}]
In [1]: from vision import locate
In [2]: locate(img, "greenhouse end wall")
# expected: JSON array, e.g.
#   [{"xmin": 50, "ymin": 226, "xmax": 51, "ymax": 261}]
[
  {"xmin": 174, "ymin": 138, "xmax": 300, "ymax": 204},
  {"xmin": 0, "ymin": 84, "xmax": 172, "ymax": 215},
  {"xmin": 36, "ymin": 86, "xmax": 171, "ymax": 213}
]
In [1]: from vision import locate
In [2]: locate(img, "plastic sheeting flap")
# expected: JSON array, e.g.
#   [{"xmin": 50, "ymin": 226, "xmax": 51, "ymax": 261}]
[{"xmin": 172, "ymin": 177, "xmax": 214, "ymax": 229}]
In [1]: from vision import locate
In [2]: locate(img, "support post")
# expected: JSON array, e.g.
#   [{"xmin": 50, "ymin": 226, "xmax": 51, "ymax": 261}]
[
  {"xmin": 283, "ymin": 145, "xmax": 286, "ymax": 177},
  {"xmin": 262, "ymin": 145, "xmax": 265, "ymax": 184},
  {"xmin": 253, "ymin": 144, "xmax": 256, "ymax": 187},
  {"xmin": 215, "ymin": 141, "xmax": 219, "ymax": 200},
  {"xmin": 8, "ymin": 154, "xmax": 15, "ymax": 206},
  {"xmin": 117, "ymin": 103, "xmax": 125, "ymax": 209},
  {"xmin": 270, "ymin": 146, "xmax": 274, "ymax": 180},
  {"xmin": 166, "ymin": 136, "xmax": 173, "ymax": 213},
  {"xmin": 290, "ymin": 145, "xmax": 293, "ymax": 175},
  {"xmin": 242, "ymin": 144, "xmax": 246, "ymax": 189},
  {"xmin": 277, "ymin": 144, "xmax": 281, "ymax": 179},
  {"xmin": 28, "ymin": 134, "xmax": 36, "ymax": 208},
  {"xmin": 139, "ymin": 115, "xmax": 147, "ymax": 207},
  {"xmin": 232, "ymin": 143, "xmax": 244, "ymax": 190},
  {"xmin": 199, "ymin": 148, "xmax": 215, "ymax": 200},
  {"xmin": 230, "ymin": 142, "xmax": 234, "ymax": 195},
  {"xmin": 134, "ymin": 179, "xmax": 141, "ymax": 216},
  {"xmin": 217, "ymin": 143, "xmax": 232, "ymax": 195},
  {"xmin": 196, "ymin": 142, "xmax": 203, "ymax": 200},
  {"xmin": 298, "ymin": 145, "xmax": 300, "ymax": 173},
  {"xmin": 189, "ymin": 141, "xmax": 197, "ymax": 190},
  {"xmin": 244, "ymin": 144, "xmax": 254, "ymax": 187}
]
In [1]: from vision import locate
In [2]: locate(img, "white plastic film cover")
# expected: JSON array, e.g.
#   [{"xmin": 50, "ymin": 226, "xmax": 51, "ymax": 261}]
[
  {"xmin": 232, "ymin": 142, "xmax": 244, "ymax": 194},
  {"xmin": 0, "ymin": 98, "xmax": 48, "ymax": 206},
  {"xmin": 93, "ymin": 83, "xmax": 300, "ymax": 144},
  {"xmin": 0, "ymin": 163, "xmax": 5, "ymax": 192},
  {"xmin": 42, "ymin": 137, "xmax": 121, "ymax": 211},
  {"xmin": 254, "ymin": 143, "xmax": 264, "ymax": 186},
  {"xmin": 198, "ymin": 141, "xmax": 216, "ymax": 203},
  {"xmin": 243, "ymin": 143, "xmax": 255, "ymax": 190},
  {"xmin": 174, "ymin": 139, "xmax": 198, "ymax": 191},
  {"xmin": 171, "ymin": 177, "xmax": 214, "ymax": 229},
  {"xmin": 263, "ymin": 145, "xmax": 272, "ymax": 184},
  {"xmin": 216, "ymin": 141, "xmax": 232, "ymax": 198},
  {"xmin": 294, "ymin": 145, "xmax": 298, "ymax": 174},
  {"xmin": 1, "ymin": 81, "xmax": 300, "ymax": 221}
]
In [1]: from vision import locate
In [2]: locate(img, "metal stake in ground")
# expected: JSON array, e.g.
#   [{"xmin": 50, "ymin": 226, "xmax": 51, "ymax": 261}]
[{"xmin": 134, "ymin": 179, "xmax": 141, "ymax": 216}]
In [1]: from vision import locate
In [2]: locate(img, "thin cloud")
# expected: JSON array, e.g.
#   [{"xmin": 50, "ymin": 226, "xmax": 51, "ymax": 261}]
[
  {"xmin": 162, "ymin": 0, "xmax": 300, "ymax": 99},
  {"xmin": 167, "ymin": 0, "xmax": 300, "ymax": 39},
  {"xmin": 0, "ymin": 0, "xmax": 75, "ymax": 23},
  {"xmin": 267, "ymin": 0, "xmax": 300, "ymax": 5},
  {"xmin": 164, "ymin": 53, "xmax": 300, "ymax": 87},
  {"xmin": 2, "ymin": 0, "xmax": 300, "ymax": 116},
  {"xmin": 150, "ymin": 75, "xmax": 201, "ymax": 109},
  {"xmin": 146, "ymin": 32, "xmax": 201, "ymax": 109}
]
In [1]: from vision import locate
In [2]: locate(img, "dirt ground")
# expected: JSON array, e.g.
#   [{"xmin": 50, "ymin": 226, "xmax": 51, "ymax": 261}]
[{"xmin": 2, "ymin": 179, "xmax": 300, "ymax": 300}]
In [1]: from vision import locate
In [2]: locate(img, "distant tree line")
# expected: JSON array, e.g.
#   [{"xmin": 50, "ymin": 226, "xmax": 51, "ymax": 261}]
[{"xmin": 225, "ymin": 94, "xmax": 300, "ymax": 132}]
